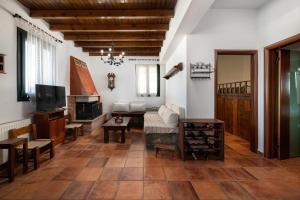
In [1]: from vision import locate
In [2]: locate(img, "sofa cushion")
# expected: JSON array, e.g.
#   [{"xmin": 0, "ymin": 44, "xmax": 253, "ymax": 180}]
[
  {"xmin": 158, "ymin": 105, "xmax": 167, "ymax": 117},
  {"xmin": 130, "ymin": 102, "xmax": 146, "ymax": 112},
  {"xmin": 161, "ymin": 108, "xmax": 178, "ymax": 128},
  {"xmin": 112, "ymin": 102, "xmax": 130, "ymax": 112}
]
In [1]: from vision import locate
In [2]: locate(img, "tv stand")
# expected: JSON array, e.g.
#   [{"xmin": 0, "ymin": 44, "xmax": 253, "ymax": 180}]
[{"xmin": 34, "ymin": 109, "xmax": 65, "ymax": 145}]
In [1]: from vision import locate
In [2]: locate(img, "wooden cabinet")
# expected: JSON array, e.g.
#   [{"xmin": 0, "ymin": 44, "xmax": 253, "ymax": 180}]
[{"xmin": 34, "ymin": 110, "xmax": 65, "ymax": 145}]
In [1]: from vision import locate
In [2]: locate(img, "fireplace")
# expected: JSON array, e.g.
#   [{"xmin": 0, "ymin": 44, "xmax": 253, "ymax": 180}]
[{"xmin": 76, "ymin": 101, "xmax": 102, "ymax": 120}]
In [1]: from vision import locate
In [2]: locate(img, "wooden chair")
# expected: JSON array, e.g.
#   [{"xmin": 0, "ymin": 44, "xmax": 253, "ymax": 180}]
[
  {"xmin": 64, "ymin": 113, "xmax": 84, "ymax": 143},
  {"xmin": 9, "ymin": 124, "xmax": 54, "ymax": 170}
]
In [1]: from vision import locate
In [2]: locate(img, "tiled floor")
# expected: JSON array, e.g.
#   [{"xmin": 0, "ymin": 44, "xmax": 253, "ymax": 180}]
[{"xmin": 1, "ymin": 129, "xmax": 300, "ymax": 200}]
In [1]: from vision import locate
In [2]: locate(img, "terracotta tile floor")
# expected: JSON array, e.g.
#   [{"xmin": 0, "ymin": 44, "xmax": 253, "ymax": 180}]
[{"xmin": 1, "ymin": 130, "xmax": 300, "ymax": 200}]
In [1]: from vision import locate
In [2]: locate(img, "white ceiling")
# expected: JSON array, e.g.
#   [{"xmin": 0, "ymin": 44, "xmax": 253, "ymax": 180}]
[{"xmin": 211, "ymin": 0, "xmax": 270, "ymax": 9}]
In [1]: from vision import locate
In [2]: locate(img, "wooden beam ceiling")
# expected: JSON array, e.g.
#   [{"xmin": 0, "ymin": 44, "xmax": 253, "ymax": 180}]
[
  {"xmin": 90, "ymin": 52, "xmax": 159, "ymax": 56},
  {"xmin": 74, "ymin": 41, "xmax": 163, "ymax": 48},
  {"xmin": 82, "ymin": 47, "xmax": 161, "ymax": 53},
  {"xmin": 50, "ymin": 24, "xmax": 169, "ymax": 32},
  {"xmin": 31, "ymin": 9, "xmax": 174, "ymax": 19},
  {"xmin": 64, "ymin": 32, "xmax": 165, "ymax": 41},
  {"xmin": 17, "ymin": 0, "xmax": 177, "ymax": 56}
]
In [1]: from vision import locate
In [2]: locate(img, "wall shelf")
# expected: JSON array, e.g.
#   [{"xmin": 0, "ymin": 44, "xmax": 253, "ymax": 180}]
[{"xmin": 163, "ymin": 63, "xmax": 183, "ymax": 79}]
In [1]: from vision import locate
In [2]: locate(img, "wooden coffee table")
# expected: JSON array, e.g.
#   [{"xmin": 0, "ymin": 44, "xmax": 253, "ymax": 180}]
[{"xmin": 102, "ymin": 117, "xmax": 131, "ymax": 143}]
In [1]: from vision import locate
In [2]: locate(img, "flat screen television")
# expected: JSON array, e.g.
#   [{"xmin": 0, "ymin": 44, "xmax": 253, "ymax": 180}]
[
  {"xmin": 36, "ymin": 84, "xmax": 66, "ymax": 112},
  {"xmin": 55, "ymin": 86, "xmax": 66, "ymax": 108}
]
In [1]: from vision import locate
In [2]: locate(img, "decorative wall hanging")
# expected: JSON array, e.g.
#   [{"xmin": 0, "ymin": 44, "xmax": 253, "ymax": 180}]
[
  {"xmin": 190, "ymin": 62, "xmax": 214, "ymax": 79},
  {"xmin": 107, "ymin": 73, "xmax": 116, "ymax": 91},
  {"xmin": 0, "ymin": 54, "xmax": 5, "ymax": 74}
]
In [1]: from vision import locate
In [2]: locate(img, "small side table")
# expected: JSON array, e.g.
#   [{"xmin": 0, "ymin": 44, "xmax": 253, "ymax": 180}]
[{"xmin": 0, "ymin": 138, "xmax": 28, "ymax": 182}]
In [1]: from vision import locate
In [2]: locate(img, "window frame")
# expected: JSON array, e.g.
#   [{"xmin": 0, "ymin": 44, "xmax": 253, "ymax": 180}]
[
  {"xmin": 17, "ymin": 27, "xmax": 29, "ymax": 102},
  {"xmin": 136, "ymin": 64, "xmax": 160, "ymax": 97}
]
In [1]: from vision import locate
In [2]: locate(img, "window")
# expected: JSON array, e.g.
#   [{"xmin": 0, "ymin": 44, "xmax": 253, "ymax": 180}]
[
  {"xmin": 136, "ymin": 64, "xmax": 160, "ymax": 97},
  {"xmin": 17, "ymin": 27, "xmax": 57, "ymax": 101}
]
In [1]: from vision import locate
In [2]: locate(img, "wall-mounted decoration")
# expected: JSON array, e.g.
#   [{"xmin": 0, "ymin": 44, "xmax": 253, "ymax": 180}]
[
  {"xmin": 163, "ymin": 63, "xmax": 183, "ymax": 79},
  {"xmin": 0, "ymin": 54, "xmax": 6, "ymax": 74},
  {"xmin": 190, "ymin": 62, "xmax": 213, "ymax": 79},
  {"xmin": 107, "ymin": 73, "xmax": 116, "ymax": 91}
]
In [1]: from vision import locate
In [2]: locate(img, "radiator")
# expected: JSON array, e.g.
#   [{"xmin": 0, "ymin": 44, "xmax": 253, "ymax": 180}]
[{"xmin": 0, "ymin": 119, "xmax": 31, "ymax": 164}]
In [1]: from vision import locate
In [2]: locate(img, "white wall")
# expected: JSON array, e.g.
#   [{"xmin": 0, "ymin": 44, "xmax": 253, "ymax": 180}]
[
  {"xmin": 186, "ymin": 9, "xmax": 258, "ymax": 119},
  {"xmin": 217, "ymin": 55, "xmax": 251, "ymax": 84},
  {"xmin": 89, "ymin": 57, "xmax": 165, "ymax": 114},
  {"xmin": 165, "ymin": 36, "xmax": 188, "ymax": 113},
  {"xmin": 0, "ymin": 0, "xmax": 90, "ymax": 124}
]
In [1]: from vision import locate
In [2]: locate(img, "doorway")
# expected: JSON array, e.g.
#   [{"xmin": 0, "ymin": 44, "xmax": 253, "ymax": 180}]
[
  {"xmin": 264, "ymin": 34, "xmax": 300, "ymax": 159},
  {"xmin": 215, "ymin": 50, "xmax": 258, "ymax": 153}
]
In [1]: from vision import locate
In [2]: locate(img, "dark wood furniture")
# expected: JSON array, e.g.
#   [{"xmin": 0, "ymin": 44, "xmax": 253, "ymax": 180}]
[
  {"xmin": 0, "ymin": 54, "xmax": 5, "ymax": 74},
  {"xmin": 33, "ymin": 109, "xmax": 65, "ymax": 145},
  {"xmin": 163, "ymin": 63, "xmax": 183, "ymax": 79},
  {"xmin": 215, "ymin": 50, "xmax": 258, "ymax": 153},
  {"xmin": 178, "ymin": 119, "xmax": 224, "ymax": 161},
  {"xmin": 112, "ymin": 111, "xmax": 145, "ymax": 128},
  {"xmin": 102, "ymin": 117, "xmax": 131, "ymax": 143},
  {"xmin": 155, "ymin": 143, "xmax": 176, "ymax": 159},
  {"xmin": 9, "ymin": 124, "xmax": 55, "ymax": 169},
  {"xmin": 0, "ymin": 138, "xmax": 28, "ymax": 182}
]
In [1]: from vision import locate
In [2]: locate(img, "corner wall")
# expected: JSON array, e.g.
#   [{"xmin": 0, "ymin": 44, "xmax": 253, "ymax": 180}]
[{"xmin": 165, "ymin": 36, "xmax": 188, "ymax": 114}]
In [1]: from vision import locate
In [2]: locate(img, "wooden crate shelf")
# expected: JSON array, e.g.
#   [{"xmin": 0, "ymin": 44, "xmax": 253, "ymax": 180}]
[{"xmin": 178, "ymin": 119, "xmax": 224, "ymax": 161}]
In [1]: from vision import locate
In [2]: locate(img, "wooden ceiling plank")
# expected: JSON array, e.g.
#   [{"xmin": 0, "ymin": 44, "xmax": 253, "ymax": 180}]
[
  {"xmin": 30, "ymin": 9, "xmax": 174, "ymax": 19},
  {"xmin": 89, "ymin": 52, "xmax": 159, "ymax": 56},
  {"xmin": 64, "ymin": 33, "xmax": 165, "ymax": 41},
  {"xmin": 82, "ymin": 47, "xmax": 161, "ymax": 53},
  {"xmin": 74, "ymin": 41, "xmax": 163, "ymax": 47},
  {"xmin": 50, "ymin": 24, "xmax": 169, "ymax": 32}
]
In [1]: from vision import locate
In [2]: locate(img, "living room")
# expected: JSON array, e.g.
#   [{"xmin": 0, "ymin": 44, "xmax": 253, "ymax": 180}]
[{"xmin": 0, "ymin": 0, "xmax": 300, "ymax": 199}]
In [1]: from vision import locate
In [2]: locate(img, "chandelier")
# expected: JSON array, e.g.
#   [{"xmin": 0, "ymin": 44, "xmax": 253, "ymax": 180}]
[{"xmin": 100, "ymin": 42, "xmax": 125, "ymax": 66}]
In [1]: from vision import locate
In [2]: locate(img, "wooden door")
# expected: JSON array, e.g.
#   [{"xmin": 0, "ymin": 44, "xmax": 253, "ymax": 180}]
[{"xmin": 278, "ymin": 49, "xmax": 290, "ymax": 159}]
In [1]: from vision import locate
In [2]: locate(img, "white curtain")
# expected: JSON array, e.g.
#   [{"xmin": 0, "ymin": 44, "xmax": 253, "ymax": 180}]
[
  {"xmin": 25, "ymin": 30, "xmax": 57, "ymax": 96},
  {"xmin": 136, "ymin": 64, "xmax": 158, "ymax": 97}
]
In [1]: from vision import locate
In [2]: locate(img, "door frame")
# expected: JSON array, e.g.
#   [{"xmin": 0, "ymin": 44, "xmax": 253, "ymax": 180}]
[
  {"xmin": 264, "ymin": 34, "xmax": 300, "ymax": 159},
  {"xmin": 214, "ymin": 49, "xmax": 258, "ymax": 153}
]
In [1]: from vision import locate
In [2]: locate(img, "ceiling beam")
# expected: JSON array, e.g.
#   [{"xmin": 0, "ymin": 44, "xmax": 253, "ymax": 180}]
[
  {"xmin": 90, "ymin": 52, "xmax": 159, "ymax": 56},
  {"xmin": 82, "ymin": 47, "xmax": 161, "ymax": 53},
  {"xmin": 50, "ymin": 24, "xmax": 169, "ymax": 32},
  {"xmin": 30, "ymin": 9, "xmax": 174, "ymax": 19},
  {"xmin": 74, "ymin": 41, "xmax": 163, "ymax": 48},
  {"xmin": 64, "ymin": 32, "xmax": 165, "ymax": 41}
]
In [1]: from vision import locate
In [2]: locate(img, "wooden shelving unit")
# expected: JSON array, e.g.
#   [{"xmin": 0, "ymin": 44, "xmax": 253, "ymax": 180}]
[
  {"xmin": 163, "ymin": 63, "xmax": 183, "ymax": 79},
  {"xmin": 0, "ymin": 54, "xmax": 5, "ymax": 74},
  {"xmin": 178, "ymin": 119, "xmax": 224, "ymax": 161}
]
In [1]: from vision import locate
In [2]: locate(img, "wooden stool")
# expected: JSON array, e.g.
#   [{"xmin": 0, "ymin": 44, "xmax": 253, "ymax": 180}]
[{"xmin": 155, "ymin": 144, "xmax": 176, "ymax": 159}]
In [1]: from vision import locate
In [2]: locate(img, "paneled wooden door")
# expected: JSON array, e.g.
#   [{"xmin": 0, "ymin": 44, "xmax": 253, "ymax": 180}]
[{"xmin": 215, "ymin": 50, "xmax": 258, "ymax": 153}]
